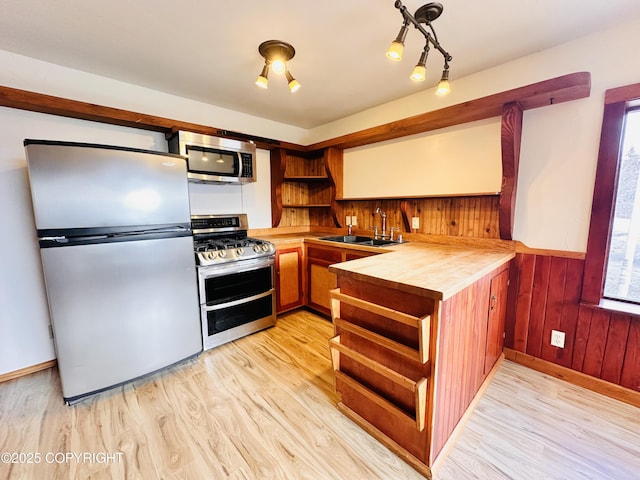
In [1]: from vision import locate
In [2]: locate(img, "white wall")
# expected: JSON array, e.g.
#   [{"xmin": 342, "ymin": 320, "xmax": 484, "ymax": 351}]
[
  {"xmin": 308, "ymin": 17, "xmax": 640, "ymax": 252},
  {"xmin": 343, "ymin": 119, "xmax": 502, "ymax": 198}
]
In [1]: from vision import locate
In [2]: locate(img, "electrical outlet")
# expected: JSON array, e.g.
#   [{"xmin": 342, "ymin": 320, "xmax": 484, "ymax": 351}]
[
  {"xmin": 551, "ymin": 330, "xmax": 565, "ymax": 348},
  {"xmin": 411, "ymin": 216, "xmax": 420, "ymax": 230},
  {"xmin": 351, "ymin": 216, "xmax": 357, "ymax": 226},
  {"xmin": 345, "ymin": 215, "xmax": 352, "ymax": 225}
]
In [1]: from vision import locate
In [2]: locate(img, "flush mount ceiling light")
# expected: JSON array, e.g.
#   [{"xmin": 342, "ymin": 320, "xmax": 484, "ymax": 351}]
[
  {"xmin": 255, "ymin": 40, "xmax": 301, "ymax": 93},
  {"xmin": 386, "ymin": 1, "xmax": 452, "ymax": 95}
]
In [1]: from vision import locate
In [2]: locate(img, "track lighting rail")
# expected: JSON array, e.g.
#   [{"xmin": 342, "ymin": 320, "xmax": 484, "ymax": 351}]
[{"xmin": 394, "ymin": 0, "xmax": 452, "ymax": 64}]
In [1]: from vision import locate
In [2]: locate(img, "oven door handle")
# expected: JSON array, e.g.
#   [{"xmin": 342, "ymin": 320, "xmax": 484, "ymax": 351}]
[
  {"xmin": 202, "ymin": 289, "xmax": 274, "ymax": 311},
  {"xmin": 198, "ymin": 257, "xmax": 275, "ymax": 279}
]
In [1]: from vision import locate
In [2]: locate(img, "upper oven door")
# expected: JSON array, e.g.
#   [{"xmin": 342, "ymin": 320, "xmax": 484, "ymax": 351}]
[
  {"xmin": 185, "ymin": 145, "xmax": 240, "ymax": 183},
  {"xmin": 198, "ymin": 257, "xmax": 274, "ymax": 306}
]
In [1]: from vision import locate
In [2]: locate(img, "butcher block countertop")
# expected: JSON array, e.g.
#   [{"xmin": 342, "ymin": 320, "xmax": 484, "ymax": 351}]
[
  {"xmin": 324, "ymin": 241, "xmax": 515, "ymax": 300},
  {"xmin": 253, "ymin": 229, "xmax": 515, "ymax": 300}
]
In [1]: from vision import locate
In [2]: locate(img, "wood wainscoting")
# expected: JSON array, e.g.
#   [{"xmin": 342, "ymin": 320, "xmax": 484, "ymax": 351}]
[{"xmin": 505, "ymin": 251, "xmax": 640, "ymax": 406}]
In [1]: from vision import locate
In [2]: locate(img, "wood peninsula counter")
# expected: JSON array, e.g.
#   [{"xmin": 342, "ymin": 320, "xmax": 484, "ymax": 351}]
[{"xmin": 326, "ymin": 242, "xmax": 514, "ymax": 478}]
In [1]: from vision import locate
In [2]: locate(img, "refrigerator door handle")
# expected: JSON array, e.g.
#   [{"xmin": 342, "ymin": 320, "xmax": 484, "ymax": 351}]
[
  {"xmin": 40, "ymin": 236, "xmax": 69, "ymax": 243},
  {"xmin": 111, "ymin": 226, "xmax": 189, "ymax": 238}
]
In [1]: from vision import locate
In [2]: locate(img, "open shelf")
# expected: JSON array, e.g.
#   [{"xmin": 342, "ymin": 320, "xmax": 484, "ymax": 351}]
[
  {"xmin": 271, "ymin": 147, "xmax": 343, "ymax": 228},
  {"xmin": 284, "ymin": 175, "xmax": 329, "ymax": 182},
  {"xmin": 282, "ymin": 203, "xmax": 331, "ymax": 208}
]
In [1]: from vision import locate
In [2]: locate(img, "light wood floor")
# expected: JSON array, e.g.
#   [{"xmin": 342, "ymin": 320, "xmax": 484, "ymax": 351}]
[{"xmin": 0, "ymin": 310, "xmax": 638, "ymax": 479}]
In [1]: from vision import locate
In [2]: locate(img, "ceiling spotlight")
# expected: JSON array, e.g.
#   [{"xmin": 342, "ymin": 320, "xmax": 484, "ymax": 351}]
[
  {"xmin": 410, "ymin": 45, "xmax": 429, "ymax": 81},
  {"xmin": 436, "ymin": 67, "xmax": 451, "ymax": 95},
  {"xmin": 256, "ymin": 40, "xmax": 301, "ymax": 93},
  {"xmin": 255, "ymin": 64, "xmax": 269, "ymax": 89},
  {"xmin": 286, "ymin": 70, "xmax": 301, "ymax": 93},
  {"xmin": 386, "ymin": 1, "xmax": 452, "ymax": 95},
  {"xmin": 386, "ymin": 20, "xmax": 409, "ymax": 61}
]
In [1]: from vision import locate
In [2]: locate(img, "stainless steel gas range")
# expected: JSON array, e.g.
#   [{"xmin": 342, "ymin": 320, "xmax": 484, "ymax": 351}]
[{"xmin": 191, "ymin": 214, "xmax": 276, "ymax": 350}]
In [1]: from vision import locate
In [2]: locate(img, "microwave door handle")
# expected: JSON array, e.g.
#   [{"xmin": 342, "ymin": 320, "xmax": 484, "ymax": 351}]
[{"xmin": 237, "ymin": 152, "xmax": 243, "ymax": 178}]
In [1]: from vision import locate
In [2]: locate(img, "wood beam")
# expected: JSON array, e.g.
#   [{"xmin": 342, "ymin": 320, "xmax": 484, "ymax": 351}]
[
  {"xmin": 270, "ymin": 148, "xmax": 286, "ymax": 227},
  {"xmin": 0, "ymin": 71, "xmax": 590, "ymax": 154},
  {"xmin": 307, "ymin": 72, "xmax": 591, "ymax": 151},
  {"xmin": 499, "ymin": 102, "xmax": 523, "ymax": 240},
  {"xmin": 0, "ymin": 85, "xmax": 287, "ymax": 151}
]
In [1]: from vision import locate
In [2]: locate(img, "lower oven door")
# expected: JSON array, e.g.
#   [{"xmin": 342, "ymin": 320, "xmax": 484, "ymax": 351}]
[{"xmin": 198, "ymin": 257, "xmax": 276, "ymax": 350}]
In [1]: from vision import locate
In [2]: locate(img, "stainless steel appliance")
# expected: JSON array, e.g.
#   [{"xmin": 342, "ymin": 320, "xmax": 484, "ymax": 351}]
[
  {"xmin": 168, "ymin": 131, "xmax": 257, "ymax": 184},
  {"xmin": 192, "ymin": 214, "xmax": 276, "ymax": 350},
  {"xmin": 25, "ymin": 139, "xmax": 202, "ymax": 404}
]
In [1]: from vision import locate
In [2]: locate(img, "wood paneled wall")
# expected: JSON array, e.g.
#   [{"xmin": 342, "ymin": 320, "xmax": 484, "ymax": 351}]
[
  {"xmin": 431, "ymin": 265, "xmax": 508, "ymax": 462},
  {"xmin": 505, "ymin": 253, "xmax": 640, "ymax": 392},
  {"xmin": 341, "ymin": 195, "xmax": 500, "ymax": 238},
  {"xmin": 278, "ymin": 207, "xmax": 336, "ymax": 228}
]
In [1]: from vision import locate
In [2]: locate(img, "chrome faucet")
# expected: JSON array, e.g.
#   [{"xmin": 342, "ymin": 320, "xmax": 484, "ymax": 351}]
[{"xmin": 375, "ymin": 207, "xmax": 387, "ymax": 239}]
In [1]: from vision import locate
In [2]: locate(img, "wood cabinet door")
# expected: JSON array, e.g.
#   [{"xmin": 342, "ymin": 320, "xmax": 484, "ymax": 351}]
[
  {"xmin": 275, "ymin": 247, "xmax": 303, "ymax": 313},
  {"xmin": 307, "ymin": 258, "xmax": 337, "ymax": 316},
  {"xmin": 484, "ymin": 268, "xmax": 510, "ymax": 374}
]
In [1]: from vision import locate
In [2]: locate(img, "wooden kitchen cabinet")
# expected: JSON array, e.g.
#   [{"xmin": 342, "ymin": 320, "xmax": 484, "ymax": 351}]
[
  {"xmin": 484, "ymin": 268, "xmax": 509, "ymax": 374},
  {"xmin": 275, "ymin": 245, "xmax": 304, "ymax": 313},
  {"xmin": 328, "ymin": 254, "xmax": 511, "ymax": 478},
  {"xmin": 305, "ymin": 244, "xmax": 376, "ymax": 317}
]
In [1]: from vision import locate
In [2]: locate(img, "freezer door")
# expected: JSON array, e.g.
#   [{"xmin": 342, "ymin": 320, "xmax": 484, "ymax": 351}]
[
  {"xmin": 25, "ymin": 141, "xmax": 190, "ymax": 231},
  {"xmin": 40, "ymin": 236, "xmax": 202, "ymax": 401}
]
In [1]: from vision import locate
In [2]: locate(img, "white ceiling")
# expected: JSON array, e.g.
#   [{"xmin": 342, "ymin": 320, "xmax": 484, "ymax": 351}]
[{"xmin": 1, "ymin": 0, "xmax": 640, "ymax": 129}]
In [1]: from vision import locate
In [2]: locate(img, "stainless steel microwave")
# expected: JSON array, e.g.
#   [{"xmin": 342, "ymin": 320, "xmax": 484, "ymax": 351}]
[{"xmin": 168, "ymin": 131, "xmax": 256, "ymax": 184}]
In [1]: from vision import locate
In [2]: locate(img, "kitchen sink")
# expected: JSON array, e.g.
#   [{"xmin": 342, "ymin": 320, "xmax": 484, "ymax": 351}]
[
  {"xmin": 319, "ymin": 235, "xmax": 400, "ymax": 247},
  {"xmin": 320, "ymin": 235, "xmax": 373, "ymax": 243}
]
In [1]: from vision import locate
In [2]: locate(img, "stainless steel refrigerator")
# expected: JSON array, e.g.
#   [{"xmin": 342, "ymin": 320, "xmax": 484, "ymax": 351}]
[{"xmin": 25, "ymin": 139, "xmax": 202, "ymax": 404}]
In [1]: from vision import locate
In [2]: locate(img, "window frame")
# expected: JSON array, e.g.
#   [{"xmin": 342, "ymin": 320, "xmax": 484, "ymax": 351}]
[{"xmin": 583, "ymin": 83, "xmax": 640, "ymax": 315}]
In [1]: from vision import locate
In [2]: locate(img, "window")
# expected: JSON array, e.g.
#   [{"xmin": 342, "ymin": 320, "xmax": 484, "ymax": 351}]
[
  {"xmin": 603, "ymin": 109, "xmax": 640, "ymax": 304},
  {"xmin": 583, "ymin": 84, "xmax": 640, "ymax": 311}
]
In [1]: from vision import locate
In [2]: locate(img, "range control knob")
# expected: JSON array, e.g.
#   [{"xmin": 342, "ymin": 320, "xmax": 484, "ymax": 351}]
[
  {"xmin": 236, "ymin": 247, "xmax": 245, "ymax": 256},
  {"xmin": 253, "ymin": 244, "xmax": 262, "ymax": 253},
  {"xmin": 206, "ymin": 251, "xmax": 216, "ymax": 261},
  {"xmin": 263, "ymin": 244, "xmax": 273, "ymax": 252},
  {"xmin": 218, "ymin": 249, "xmax": 227, "ymax": 258}
]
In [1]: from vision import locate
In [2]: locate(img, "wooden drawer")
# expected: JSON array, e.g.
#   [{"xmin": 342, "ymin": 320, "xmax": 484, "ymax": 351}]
[
  {"xmin": 307, "ymin": 246, "xmax": 342, "ymax": 263},
  {"xmin": 345, "ymin": 251, "xmax": 376, "ymax": 261}
]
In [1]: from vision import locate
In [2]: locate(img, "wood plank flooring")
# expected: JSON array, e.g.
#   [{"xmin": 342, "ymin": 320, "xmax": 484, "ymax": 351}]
[{"xmin": 0, "ymin": 309, "xmax": 638, "ymax": 479}]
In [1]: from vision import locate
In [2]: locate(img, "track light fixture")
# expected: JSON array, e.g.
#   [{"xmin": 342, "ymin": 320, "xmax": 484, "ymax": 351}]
[
  {"xmin": 386, "ymin": 1, "xmax": 452, "ymax": 94},
  {"xmin": 255, "ymin": 40, "xmax": 301, "ymax": 93}
]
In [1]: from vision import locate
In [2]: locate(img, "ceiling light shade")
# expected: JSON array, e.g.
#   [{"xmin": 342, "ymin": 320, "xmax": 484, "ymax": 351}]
[
  {"xmin": 387, "ymin": 1, "xmax": 453, "ymax": 95},
  {"xmin": 410, "ymin": 65, "xmax": 426, "ymax": 82},
  {"xmin": 257, "ymin": 40, "xmax": 300, "ymax": 91},
  {"xmin": 386, "ymin": 41, "xmax": 404, "ymax": 61},
  {"xmin": 286, "ymin": 70, "xmax": 301, "ymax": 93},
  {"xmin": 386, "ymin": 22, "xmax": 409, "ymax": 61},
  {"xmin": 436, "ymin": 68, "xmax": 451, "ymax": 95},
  {"xmin": 255, "ymin": 64, "xmax": 269, "ymax": 89},
  {"xmin": 410, "ymin": 45, "xmax": 430, "ymax": 82}
]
